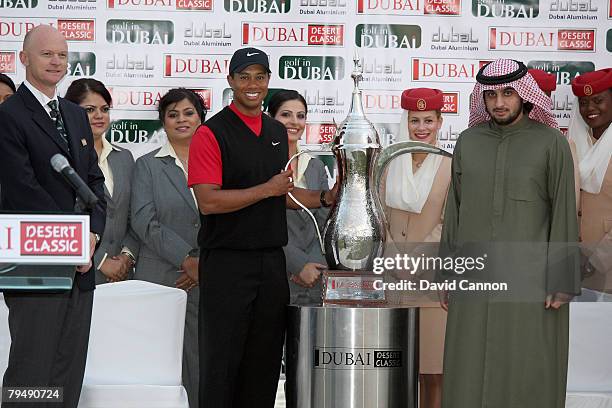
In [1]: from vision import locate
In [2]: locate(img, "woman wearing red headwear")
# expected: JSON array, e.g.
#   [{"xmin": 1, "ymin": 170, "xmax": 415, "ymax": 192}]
[
  {"xmin": 569, "ymin": 68, "xmax": 612, "ymax": 291},
  {"xmin": 383, "ymin": 88, "xmax": 451, "ymax": 408}
]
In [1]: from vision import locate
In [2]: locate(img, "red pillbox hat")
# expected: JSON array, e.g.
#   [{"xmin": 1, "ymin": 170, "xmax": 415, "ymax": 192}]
[
  {"xmin": 401, "ymin": 88, "xmax": 443, "ymax": 111},
  {"xmin": 528, "ymin": 69, "xmax": 557, "ymax": 93},
  {"xmin": 571, "ymin": 68, "xmax": 612, "ymax": 97}
]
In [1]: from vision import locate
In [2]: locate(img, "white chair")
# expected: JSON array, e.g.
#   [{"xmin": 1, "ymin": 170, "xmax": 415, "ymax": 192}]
[
  {"xmin": 566, "ymin": 295, "xmax": 612, "ymax": 408},
  {"xmin": 0, "ymin": 280, "xmax": 189, "ymax": 407},
  {"xmin": 79, "ymin": 280, "xmax": 189, "ymax": 407}
]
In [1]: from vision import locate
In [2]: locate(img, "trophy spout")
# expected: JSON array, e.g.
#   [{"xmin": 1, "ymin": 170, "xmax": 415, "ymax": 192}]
[{"xmin": 373, "ymin": 141, "xmax": 452, "ymax": 193}]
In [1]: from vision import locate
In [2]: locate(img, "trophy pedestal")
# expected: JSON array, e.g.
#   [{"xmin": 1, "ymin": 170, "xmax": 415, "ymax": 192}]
[{"xmin": 285, "ymin": 305, "xmax": 418, "ymax": 408}]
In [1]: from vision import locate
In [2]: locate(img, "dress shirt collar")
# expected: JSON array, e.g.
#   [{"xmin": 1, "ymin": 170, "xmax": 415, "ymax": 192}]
[
  {"xmin": 23, "ymin": 80, "xmax": 59, "ymax": 115},
  {"xmin": 99, "ymin": 136, "xmax": 120, "ymax": 166},
  {"xmin": 155, "ymin": 140, "xmax": 187, "ymax": 175}
]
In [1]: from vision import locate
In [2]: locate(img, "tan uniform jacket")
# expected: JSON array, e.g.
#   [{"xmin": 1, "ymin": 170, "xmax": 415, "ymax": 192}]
[
  {"xmin": 580, "ymin": 158, "xmax": 612, "ymax": 290},
  {"xmin": 382, "ymin": 156, "xmax": 451, "ymax": 374}
]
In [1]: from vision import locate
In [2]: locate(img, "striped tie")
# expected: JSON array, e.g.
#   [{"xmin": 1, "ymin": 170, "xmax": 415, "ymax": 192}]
[{"xmin": 47, "ymin": 100, "xmax": 70, "ymax": 149}]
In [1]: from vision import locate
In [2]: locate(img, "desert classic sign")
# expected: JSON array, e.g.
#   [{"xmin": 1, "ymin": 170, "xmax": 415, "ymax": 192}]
[{"xmin": 0, "ymin": 214, "xmax": 90, "ymax": 264}]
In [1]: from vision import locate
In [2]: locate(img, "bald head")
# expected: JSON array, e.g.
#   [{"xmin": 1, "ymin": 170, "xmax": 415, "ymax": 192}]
[
  {"xmin": 20, "ymin": 25, "xmax": 68, "ymax": 97},
  {"xmin": 23, "ymin": 25, "xmax": 67, "ymax": 53}
]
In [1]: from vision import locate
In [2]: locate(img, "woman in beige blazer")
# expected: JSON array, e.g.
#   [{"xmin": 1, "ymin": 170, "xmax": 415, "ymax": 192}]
[{"xmin": 383, "ymin": 88, "xmax": 451, "ymax": 408}]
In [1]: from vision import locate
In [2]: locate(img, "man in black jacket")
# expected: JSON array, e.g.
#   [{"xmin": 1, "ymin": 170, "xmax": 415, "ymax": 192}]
[{"xmin": 0, "ymin": 25, "xmax": 106, "ymax": 408}]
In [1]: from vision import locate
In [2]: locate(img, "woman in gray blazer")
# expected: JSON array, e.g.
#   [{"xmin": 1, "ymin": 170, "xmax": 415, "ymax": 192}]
[
  {"xmin": 131, "ymin": 88, "xmax": 205, "ymax": 408},
  {"xmin": 268, "ymin": 90, "xmax": 332, "ymax": 305},
  {"xmin": 65, "ymin": 78, "xmax": 139, "ymax": 285}
]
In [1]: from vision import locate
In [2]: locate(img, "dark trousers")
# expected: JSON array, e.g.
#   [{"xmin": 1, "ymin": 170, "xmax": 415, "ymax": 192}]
[
  {"xmin": 2, "ymin": 286, "xmax": 94, "ymax": 408},
  {"xmin": 199, "ymin": 248, "xmax": 289, "ymax": 408}
]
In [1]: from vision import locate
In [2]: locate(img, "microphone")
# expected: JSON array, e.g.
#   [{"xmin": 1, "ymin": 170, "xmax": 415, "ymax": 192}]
[{"xmin": 50, "ymin": 154, "xmax": 99, "ymax": 209}]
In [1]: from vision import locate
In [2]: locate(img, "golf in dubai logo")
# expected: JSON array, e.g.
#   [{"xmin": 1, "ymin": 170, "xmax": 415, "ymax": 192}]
[
  {"xmin": 355, "ymin": 24, "xmax": 421, "ymax": 48},
  {"xmin": 106, "ymin": 20, "xmax": 174, "ymax": 45},
  {"xmin": 279, "ymin": 55, "xmax": 345, "ymax": 80},
  {"xmin": 473, "ymin": 0, "xmax": 539, "ymax": 18}
]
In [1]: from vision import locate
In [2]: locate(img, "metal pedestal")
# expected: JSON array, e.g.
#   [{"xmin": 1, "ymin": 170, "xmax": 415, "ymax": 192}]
[{"xmin": 286, "ymin": 305, "xmax": 418, "ymax": 408}]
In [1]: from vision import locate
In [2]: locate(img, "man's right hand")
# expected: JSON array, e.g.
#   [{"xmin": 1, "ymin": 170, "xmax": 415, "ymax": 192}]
[{"xmin": 264, "ymin": 169, "xmax": 294, "ymax": 197}]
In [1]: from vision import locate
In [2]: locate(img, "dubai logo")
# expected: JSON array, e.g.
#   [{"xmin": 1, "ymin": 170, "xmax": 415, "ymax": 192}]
[
  {"xmin": 107, "ymin": 86, "xmax": 170, "ymax": 111},
  {"xmin": 67, "ymin": 52, "xmax": 96, "ymax": 76},
  {"xmin": 225, "ymin": 0, "xmax": 290, "ymax": 12},
  {"xmin": 279, "ymin": 56, "xmax": 345, "ymax": 80},
  {"xmin": 356, "ymin": 0, "xmax": 419, "ymax": 15},
  {"xmin": 242, "ymin": 22, "xmax": 344, "ymax": 46},
  {"xmin": 489, "ymin": 27, "xmax": 595, "ymax": 51},
  {"xmin": 184, "ymin": 22, "xmax": 231, "ymax": 47},
  {"xmin": 164, "ymin": 54, "xmax": 230, "ymax": 78},
  {"xmin": 431, "ymin": 25, "xmax": 479, "ymax": 51},
  {"xmin": 473, "ymin": 0, "xmax": 539, "ymax": 18},
  {"xmin": 106, "ymin": 20, "xmax": 174, "ymax": 44},
  {"xmin": 549, "ymin": 0, "xmax": 597, "ymax": 20},
  {"xmin": 355, "ymin": 24, "xmax": 421, "ymax": 48},
  {"xmin": 313, "ymin": 348, "xmax": 403, "ymax": 369},
  {"xmin": 363, "ymin": 89, "xmax": 401, "ymax": 114},
  {"xmin": 0, "ymin": 0, "xmax": 37, "ymax": 8},
  {"xmin": 412, "ymin": 58, "xmax": 490, "ymax": 82},
  {"xmin": 360, "ymin": 56, "xmax": 403, "ymax": 84},
  {"xmin": 105, "ymin": 54, "xmax": 156, "ymax": 79},
  {"xmin": 526, "ymin": 61, "xmax": 595, "ymax": 85}
]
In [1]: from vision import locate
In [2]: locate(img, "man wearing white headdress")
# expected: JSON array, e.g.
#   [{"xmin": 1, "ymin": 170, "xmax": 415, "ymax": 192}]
[
  {"xmin": 439, "ymin": 59, "xmax": 580, "ymax": 408},
  {"xmin": 568, "ymin": 68, "xmax": 612, "ymax": 292},
  {"xmin": 383, "ymin": 87, "xmax": 451, "ymax": 408}
]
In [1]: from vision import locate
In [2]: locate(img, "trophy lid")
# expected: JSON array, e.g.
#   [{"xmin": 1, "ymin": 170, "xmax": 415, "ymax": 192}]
[{"xmin": 333, "ymin": 50, "xmax": 381, "ymax": 149}]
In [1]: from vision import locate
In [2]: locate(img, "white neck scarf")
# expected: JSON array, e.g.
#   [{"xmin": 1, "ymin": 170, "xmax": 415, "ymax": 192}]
[
  {"xmin": 568, "ymin": 99, "xmax": 612, "ymax": 194},
  {"xmin": 384, "ymin": 110, "xmax": 443, "ymax": 213}
]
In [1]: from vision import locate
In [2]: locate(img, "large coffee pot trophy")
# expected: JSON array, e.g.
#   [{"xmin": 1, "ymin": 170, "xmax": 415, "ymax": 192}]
[{"xmin": 287, "ymin": 53, "xmax": 451, "ymax": 304}]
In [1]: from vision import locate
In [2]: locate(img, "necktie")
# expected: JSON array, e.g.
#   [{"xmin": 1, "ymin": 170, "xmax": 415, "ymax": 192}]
[{"xmin": 47, "ymin": 100, "xmax": 70, "ymax": 149}]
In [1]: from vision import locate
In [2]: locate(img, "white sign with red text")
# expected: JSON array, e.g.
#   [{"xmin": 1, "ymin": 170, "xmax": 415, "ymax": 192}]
[{"xmin": 0, "ymin": 214, "xmax": 90, "ymax": 264}]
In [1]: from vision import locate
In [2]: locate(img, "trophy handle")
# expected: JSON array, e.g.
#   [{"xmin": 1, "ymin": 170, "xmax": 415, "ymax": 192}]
[
  {"xmin": 284, "ymin": 150, "xmax": 326, "ymax": 255},
  {"xmin": 373, "ymin": 141, "xmax": 453, "ymax": 231},
  {"xmin": 373, "ymin": 141, "xmax": 452, "ymax": 190}
]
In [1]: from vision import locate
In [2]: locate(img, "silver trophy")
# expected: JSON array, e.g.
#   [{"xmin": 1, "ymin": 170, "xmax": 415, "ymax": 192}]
[{"xmin": 287, "ymin": 53, "xmax": 451, "ymax": 303}]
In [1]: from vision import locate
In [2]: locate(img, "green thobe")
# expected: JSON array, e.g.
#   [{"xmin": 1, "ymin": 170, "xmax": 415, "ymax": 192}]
[{"xmin": 440, "ymin": 115, "xmax": 581, "ymax": 408}]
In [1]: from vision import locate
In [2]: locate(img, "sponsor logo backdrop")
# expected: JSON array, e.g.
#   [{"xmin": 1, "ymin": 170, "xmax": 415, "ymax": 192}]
[{"xmin": 0, "ymin": 0, "xmax": 609, "ymax": 156}]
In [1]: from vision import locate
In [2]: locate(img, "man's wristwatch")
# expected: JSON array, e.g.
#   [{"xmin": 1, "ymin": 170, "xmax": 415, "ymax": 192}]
[{"xmin": 320, "ymin": 190, "xmax": 331, "ymax": 208}]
